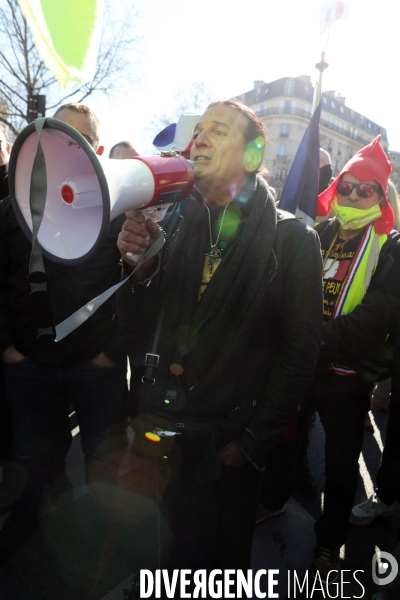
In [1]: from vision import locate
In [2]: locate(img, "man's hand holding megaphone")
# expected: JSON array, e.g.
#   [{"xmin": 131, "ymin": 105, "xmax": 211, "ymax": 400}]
[{"xmin": 117, "ymin": 209, "xmax": 162, "ymax": 281}]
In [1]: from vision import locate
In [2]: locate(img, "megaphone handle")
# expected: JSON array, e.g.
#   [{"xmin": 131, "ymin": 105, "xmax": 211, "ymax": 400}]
[{"xmin": 126, "ymin": 205, "xmax": 171, "ymax": 263}]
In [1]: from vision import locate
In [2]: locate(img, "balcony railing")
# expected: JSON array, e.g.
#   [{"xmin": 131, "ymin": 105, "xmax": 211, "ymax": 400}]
[
  {"xmin": 255, "ymin": 106, "xmax": 373, "ymax": 146},
  {"xmin": 319, "ymin": 117, "xmax": 371, "ymax": 145},
  {"xmin": 256, "ymin": 106, "xmax": 311, "ymax": 119}
]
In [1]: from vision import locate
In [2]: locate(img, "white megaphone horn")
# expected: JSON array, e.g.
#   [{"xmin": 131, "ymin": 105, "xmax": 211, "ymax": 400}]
[{"xmin": 9, "ymin": 118, "xmax": 195, "ymax": 265}]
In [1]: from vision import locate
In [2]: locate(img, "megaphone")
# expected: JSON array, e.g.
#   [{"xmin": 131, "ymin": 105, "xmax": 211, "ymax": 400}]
[{"xmin": 9, "ymin": 118, "xmax": 194, "ymax": 265}]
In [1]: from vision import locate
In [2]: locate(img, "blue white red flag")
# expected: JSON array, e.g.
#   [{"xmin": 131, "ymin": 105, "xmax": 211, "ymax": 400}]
[
  {"xmin": 320, "ymin": 0, "xmax": 350, "ymax": 35},
  {"xmin": 278, "ymin": 102, "xmax": 322, "ymax": 227}
]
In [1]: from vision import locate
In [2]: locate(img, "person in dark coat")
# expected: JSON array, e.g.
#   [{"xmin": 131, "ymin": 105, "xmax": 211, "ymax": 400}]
[
  {"xmin": 0, "ymin": 128, "xmax": 10, "ymax": 201},
  {"xmin": 0, "ymin": 104, "xmax": 132, "ymax": 565},
  {"xmin": 0, "ymin": 128, "xmax": 12, "ymax": 511},
  {"xmin": 116, "ymin": 99, "xmax": 323, "ymax": 577},
  {"xmin": 312, "ymin": 136, "xmax": 400, "ymax": 581}
]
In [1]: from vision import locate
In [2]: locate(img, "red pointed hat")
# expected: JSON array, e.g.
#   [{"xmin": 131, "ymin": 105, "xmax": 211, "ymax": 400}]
[{"xmin": 317, "ymin": 135, "xmax": 394, "ymax": 234}]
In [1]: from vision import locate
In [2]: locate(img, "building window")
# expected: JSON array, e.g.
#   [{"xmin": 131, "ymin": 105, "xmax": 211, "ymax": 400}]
[
  {"xmin": 274, "ymin": 168, "xmax": 286, "ymax": 181},
  {"xmin": 257, "ymin": 103, "xmax": 266, "ymax": 115},
  {"xmin": 282, "ymin": 100, "xmax": 293, "ymax": 114},
  {"xmin": 264, "ymin": 87, "xmax": 269, "ymax": 95},
  {"xmin": 280, "ymin": 124, "xmax": 290, "ymax": 138},
  {"xmin": 278, "ymin": 144, "xmax": 287, "ymax": 157},
  {"xmin": 285, "ymin": 80, "xmax": 294, "ymax": 95},
  {"xmin": 305, "ymin": 104, "xmax": 312, "ymax": 115},
  {"xmin": 368, "ymin": 121, "xmax": 371, "ymax": 129},
  {"xmin": 323, "ymin": 96, "xmax": 327, "ymax": 104},
  {"xmin": 331, "ymin": 100, "xmax": 335, "ymax": 108},
  {"xmin": 340, "ymin": 105, "xmax": 344, "ymax": 113}
]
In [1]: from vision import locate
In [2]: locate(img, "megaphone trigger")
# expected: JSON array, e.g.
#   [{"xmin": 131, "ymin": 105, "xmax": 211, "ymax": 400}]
[{"xmin": 125, "ymin": 204, "xmax": 171, "ymax": 264}]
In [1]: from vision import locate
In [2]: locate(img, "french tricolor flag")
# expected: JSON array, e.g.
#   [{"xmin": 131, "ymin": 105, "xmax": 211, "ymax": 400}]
[
  {"xmin": 278, "ymin": 102, "xmax": 321, "ymax": 227},
  {"xmin": 320, "ymin": 0, "xmax": 350, "ymax": 35}
]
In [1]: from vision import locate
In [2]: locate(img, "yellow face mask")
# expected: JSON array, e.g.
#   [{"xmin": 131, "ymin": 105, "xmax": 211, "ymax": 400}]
[{"xmin": 332, "ymin": 197, "xmax": 382, "ymax": 230}]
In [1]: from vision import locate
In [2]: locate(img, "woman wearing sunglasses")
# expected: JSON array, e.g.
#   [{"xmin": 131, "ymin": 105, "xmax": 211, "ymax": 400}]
[{"xmin": 311, "ymin": 136, "xmax": 400, "ymax": 581}]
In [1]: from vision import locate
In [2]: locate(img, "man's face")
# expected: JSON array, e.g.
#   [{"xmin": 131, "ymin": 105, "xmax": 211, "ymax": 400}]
[
  {"xmin": 337, "ymin": 172, "xmax": 383, "ymax": 210},
  {"xmin": 0, "ymin": 132, "xmax": 11, "ymax": 165},
  {"xmin": 190, "ymin": 105, "xmax": 249, "ymax": 194},
  {"xmin": 55, "ymin": 108, "xmax": 99, "ymax": 151}
]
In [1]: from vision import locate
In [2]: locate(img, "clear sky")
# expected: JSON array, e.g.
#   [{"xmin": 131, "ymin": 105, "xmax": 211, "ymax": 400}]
[{"xmin": 91, "ymin": 0, "xmax": 400, "ymax": 155}]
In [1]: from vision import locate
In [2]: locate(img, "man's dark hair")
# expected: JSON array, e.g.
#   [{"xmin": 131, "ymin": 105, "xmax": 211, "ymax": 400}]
[
  {"xmin": 206, "ymin": 99, "xmax": 267, "ymax": 173},
  {"xmin": 109, "ymin": 141, "xmax": 139, "ymax": 158}
]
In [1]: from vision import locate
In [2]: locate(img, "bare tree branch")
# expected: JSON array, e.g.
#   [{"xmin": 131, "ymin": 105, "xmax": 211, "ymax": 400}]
[
  {"xmin": 0, "ymin": 0, "xmax": 141, "ymax": 136},
  {"xmin": 143, "ymin": 82, "xmax": 214, "ymax": 154}
]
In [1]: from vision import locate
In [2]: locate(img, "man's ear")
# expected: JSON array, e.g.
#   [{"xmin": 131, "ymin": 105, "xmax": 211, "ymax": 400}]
[{"xmin": 96, "ymin": 145, "xmax": 105, "ymax": 156}]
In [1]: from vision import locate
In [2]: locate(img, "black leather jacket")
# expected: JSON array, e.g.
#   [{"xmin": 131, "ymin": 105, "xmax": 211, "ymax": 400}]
[{"xmin": 117, "ymin": 181, "xmax": 323, "ymax": 470}]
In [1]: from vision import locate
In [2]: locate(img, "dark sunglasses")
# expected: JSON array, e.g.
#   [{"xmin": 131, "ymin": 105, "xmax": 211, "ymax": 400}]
[{"xmin": 337, "ymin": 181, "xmax": 381, "ymax": 199}]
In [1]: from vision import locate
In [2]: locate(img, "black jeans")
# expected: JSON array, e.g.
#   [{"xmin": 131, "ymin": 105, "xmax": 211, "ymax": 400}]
[
  {"xmin": 376, "ymin": 388, "xmax": 400, "ymax": 505},
  {"xmin": 128, "ymin": 447, "xmax": 263, "ymax": 574},
  {"xmin": 314, "ymin": 390, "xmax": 371, "ymax": 549},
  {"xmin": 4, "ymin": 356, "xmax": 127, "ymax": 527},
  {"xmin": 164, "ymin": 460, "xmax": 262, "ymax": 570},
  {"xmin": 259, "ymin": 405, "xmax": 314, "ymax": 511}
]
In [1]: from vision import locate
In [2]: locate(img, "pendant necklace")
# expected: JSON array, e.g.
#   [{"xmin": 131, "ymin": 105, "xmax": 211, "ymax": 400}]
[{"xmin": 203, "ymin": 203, "xmax": 228, "ymax": 274}]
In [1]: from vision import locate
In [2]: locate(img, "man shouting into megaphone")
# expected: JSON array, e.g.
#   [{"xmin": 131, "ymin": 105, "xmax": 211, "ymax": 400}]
[{"xmin": 116, "ymin": 99, "xmax": 324, "ymax": 574}]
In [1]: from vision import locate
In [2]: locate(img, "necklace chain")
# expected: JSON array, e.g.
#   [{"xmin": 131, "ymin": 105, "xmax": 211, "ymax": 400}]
[
  {"xmin": 203, "ymin": 203, "xmax": 228, "ymax": 273},
  {"xmin": 204, "ymin": 203, "xmax": 228, "ymax": 248}
]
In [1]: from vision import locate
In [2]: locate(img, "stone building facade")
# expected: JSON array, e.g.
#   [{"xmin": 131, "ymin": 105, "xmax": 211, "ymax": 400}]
[{"xmin": 238, "ymin": 76, "xmax": 388, "ymax": 197}]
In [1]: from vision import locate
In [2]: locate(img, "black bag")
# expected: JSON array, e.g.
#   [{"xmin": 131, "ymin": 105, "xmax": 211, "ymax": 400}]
[{"xmin": 131, "ymin": 391, "xmax": 256, "ymax": 460}]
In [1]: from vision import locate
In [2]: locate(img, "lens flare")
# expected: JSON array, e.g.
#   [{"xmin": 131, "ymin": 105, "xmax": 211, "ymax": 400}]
[
  {"xmin": 244, "ymin": 136, "xmax": 265, "ymax": 175},
  {"xmin": 170, "ymin": 363, "xmax": 184, "ymax": 376},
  {"xmin": 220, "ymin": 205, "xmax": 241, "ymax": 241},
  {"xmin": 145, "ymin": 432, "xmax": 161, "ymax": 443}
]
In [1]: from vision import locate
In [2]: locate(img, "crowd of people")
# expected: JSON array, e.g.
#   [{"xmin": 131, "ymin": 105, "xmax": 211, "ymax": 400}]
[{"xmin": 0, "ymin": 99, "xmax": 399, "ymax": 599}]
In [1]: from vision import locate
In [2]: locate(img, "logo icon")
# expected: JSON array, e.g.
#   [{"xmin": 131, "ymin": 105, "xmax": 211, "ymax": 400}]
[{"xmin": 372, "ymin": 550, "xmax": 398, "ymax": 586}]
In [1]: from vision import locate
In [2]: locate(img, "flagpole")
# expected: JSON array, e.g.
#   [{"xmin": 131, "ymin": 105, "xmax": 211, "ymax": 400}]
[
  {"xmin": 324, "ymin": 22, "xmax": 332, "ymax": 54},
  {"xmin": 312, "ymin": 51, "xmax": 329, "ymax": 114}
]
